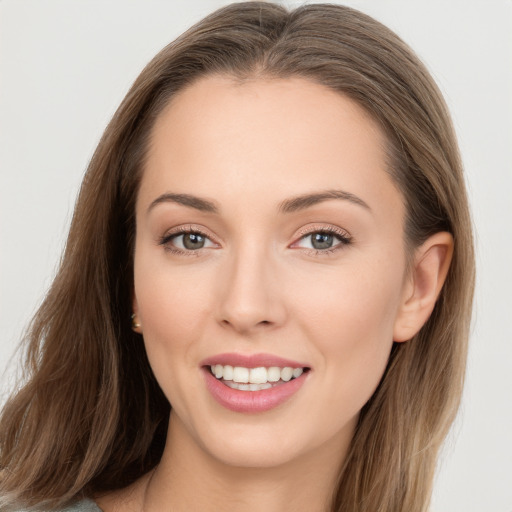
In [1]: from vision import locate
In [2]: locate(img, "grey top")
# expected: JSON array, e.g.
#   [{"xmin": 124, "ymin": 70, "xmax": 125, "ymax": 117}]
[
  {"xmin": 58, "ymin": 500, "xmax": 103, "ymax": 512},
  {"xmin": 13, "ymin": 499, "xmax": 102, "ymax": 512}
]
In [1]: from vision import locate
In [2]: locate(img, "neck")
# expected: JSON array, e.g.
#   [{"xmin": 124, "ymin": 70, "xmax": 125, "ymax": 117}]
[{"xmin": 143, "ymin": 411, "xmax": 354, "ymax": 512}]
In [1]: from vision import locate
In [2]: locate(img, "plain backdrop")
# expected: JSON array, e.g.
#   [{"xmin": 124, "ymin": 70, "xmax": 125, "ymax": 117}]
[{"xmin": 1, "ymin": 1, "xmax": 511, "ymax": 510}]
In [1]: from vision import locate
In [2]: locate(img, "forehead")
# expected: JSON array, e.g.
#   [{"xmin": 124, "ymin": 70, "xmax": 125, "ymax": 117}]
[{"xmin": 139, "ymin": 75, "xmax": 402, "ymax": 221}]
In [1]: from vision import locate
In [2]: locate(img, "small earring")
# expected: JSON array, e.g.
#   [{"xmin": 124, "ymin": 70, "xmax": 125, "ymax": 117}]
[{"xmin": 131, "ymin": 313, "xmax": 142, "ymax": 331}]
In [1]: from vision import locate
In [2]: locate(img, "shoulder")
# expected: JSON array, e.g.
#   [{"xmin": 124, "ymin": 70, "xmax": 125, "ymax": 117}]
[
  {"xmin": 57, "ymin": 499, "xmax": 103, "ymax": 512},
  {"xmin": 9, "ymin": 499, "xmax": 103, "ymax": 512}
]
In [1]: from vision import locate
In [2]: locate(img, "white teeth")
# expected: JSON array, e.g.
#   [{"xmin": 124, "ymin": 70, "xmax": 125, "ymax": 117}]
[
  {"xmin": 214, "ymin": 364, "xmax": 223, "ymax": 379},
  {"xmin": 267, "ymin": 367, "xmax": 281, "ymax": 382},
  {"xmin": 225, "ymin": 381, "xmax": 273, "ymax": 391},
  {"xmin": 249, "ymin": 367, "xmax": 267, "ymax": 384},
  {"xmin": 223, "ymin": 365, "xmax": 234, "ymax": 381},
  {"xmin": 292, "ymin": 367, "xmax": 303, "ymax": 378},
  {"xmin": 281, "ymin": 367, "xmax": 293, "ymax": 382},
  {"xmin": 209, "ymin": 364, "xmax": 306, "ymax": 388},
  {"xmin": 232, "ymin": 367, "xmax": 249, "ymax": 383}
]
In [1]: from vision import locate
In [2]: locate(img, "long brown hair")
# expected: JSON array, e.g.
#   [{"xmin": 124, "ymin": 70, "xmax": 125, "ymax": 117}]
[{"xmin": 0, "ymin": 3, "xmax": 474, "ymax": 511}]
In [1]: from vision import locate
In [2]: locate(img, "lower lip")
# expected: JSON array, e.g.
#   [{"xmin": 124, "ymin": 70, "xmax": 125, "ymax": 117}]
[{"xmin": 203, "ymin": 368, "xmax": 308, "ymax": 413}]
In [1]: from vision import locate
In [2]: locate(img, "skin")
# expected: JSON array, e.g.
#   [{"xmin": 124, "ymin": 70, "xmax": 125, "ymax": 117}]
[{"xmin": 97, "ymin": 76, "xmax": 452, "ymax": 512}]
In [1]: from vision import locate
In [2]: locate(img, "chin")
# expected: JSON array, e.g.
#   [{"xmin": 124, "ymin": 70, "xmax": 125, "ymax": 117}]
[
  {"xmin": 171, "ymin": 408, "xmax": 306, "ymax": 469},
  {"xmin": 188, "ymin": 412, "xmax": 355, "ymax": 472},
  {"xmin": 204, "ymin": 434, "xmax": 308, "ymax": 469}
]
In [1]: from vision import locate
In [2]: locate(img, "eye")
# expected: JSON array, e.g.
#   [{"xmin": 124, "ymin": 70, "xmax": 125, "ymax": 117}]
[
  {"xmin": 159, "ymin": 226, "xmax": 217, "ymax": 253},
  {"xmin": 292, "ymin": 227, "xmax": 352, "ymax": 253}
]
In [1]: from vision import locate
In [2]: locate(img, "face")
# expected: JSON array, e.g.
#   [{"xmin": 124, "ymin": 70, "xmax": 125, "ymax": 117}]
[{"xmin": 133, "ymin": 76, "xmax": 409, "ymax": 469}]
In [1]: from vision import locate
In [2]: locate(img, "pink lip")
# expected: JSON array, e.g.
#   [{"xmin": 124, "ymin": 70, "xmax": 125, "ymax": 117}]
[
  {"xmin": 200, "ymin": 353, "xmax": 311, "ymax": 414},
  {"xmin": 200, "ymin": 352, "xmax": 309, "ymax": 369}
]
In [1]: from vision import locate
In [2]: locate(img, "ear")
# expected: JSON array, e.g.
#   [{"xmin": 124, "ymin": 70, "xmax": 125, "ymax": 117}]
[
  {"xmin": 393, "ymin": 231, "xmax": 453, "ymax": 342},
  {"xmin": 131, "ymin": 294, "xmax": 143, "ymax": 334}
]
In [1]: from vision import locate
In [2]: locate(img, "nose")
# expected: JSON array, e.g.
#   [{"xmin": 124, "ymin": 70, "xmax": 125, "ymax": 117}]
[{"xmin": 216, "ymin": 246, "xmax": 287, "ymax": 336}]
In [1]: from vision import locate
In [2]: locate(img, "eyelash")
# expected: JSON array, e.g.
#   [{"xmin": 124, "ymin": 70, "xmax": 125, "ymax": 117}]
[
  {"xmin": 294, "ymin": 225, "xmax": 352, "ymax": 256},
  {"xmin": 158, "ymin": 225, "xmax": 214, "ymax": 257},
  {"xmin": 158, "ymin": 225, "xmax": 352, "ymax": 257}
]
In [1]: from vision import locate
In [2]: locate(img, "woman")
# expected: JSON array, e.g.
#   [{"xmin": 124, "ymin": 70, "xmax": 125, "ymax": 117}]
[{"xmin": 0, "ymin": 2, "xmax": 475, "ymax": 511}]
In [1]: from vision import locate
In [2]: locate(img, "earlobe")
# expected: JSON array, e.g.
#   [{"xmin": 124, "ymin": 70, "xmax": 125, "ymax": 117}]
[
  {"xmin": 131, "ymin": 295, "xmax": 143, "ymax": 334},
  {"xmin": 393, "ymin": 231, "xmax": 453, "ymax": 342}
]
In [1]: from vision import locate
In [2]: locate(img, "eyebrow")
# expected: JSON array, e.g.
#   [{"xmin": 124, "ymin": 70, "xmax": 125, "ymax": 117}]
[
  {"xmin": 147, "ymin": 189, "xmax": 370, "ymax": 215},
  {"xmin": 147, "ymin": 193, "xmax": 219, "ymax": 214},
  {"xmin": 278, "ymin": 189, "xmax": 371, "ymax": 213}
]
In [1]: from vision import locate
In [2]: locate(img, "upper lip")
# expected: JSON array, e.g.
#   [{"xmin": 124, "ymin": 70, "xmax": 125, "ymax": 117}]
[{"xmin": 200, "ymin": 352, "xmax": 310, "ymax": 369}]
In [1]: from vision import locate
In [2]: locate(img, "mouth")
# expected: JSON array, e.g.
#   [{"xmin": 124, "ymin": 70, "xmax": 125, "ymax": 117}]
[
  {"xmin": 200, "ymin": 354, "xmax": 311, "ymax": 413},
  {"xmin": 208, "ymin": 364, "xmax": 310, "ymax": 391}
]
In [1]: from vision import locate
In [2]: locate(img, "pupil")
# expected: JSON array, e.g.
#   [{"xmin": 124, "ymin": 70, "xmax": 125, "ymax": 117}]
[
  {"xmin": 312, "ymin": 233, "xmax": 333, "ymax": 250},
  {"xmin": 183, "ymin": 233, "xmax": 205, "ymax": 250}
]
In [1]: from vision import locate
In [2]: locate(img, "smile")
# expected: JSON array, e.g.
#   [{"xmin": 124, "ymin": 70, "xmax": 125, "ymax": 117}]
[
  {"xmin": 201, "ymin": 354, "xmax": 311, "ymax": 413},
  {"xmin": 210, "ymin": 365, "xmax": 305, "ymax": 391}
]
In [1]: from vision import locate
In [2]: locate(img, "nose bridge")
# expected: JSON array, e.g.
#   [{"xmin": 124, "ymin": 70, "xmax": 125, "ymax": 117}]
[{"xmin": 217, "ymin": 239, "xmax": 284, "ymax": 334}]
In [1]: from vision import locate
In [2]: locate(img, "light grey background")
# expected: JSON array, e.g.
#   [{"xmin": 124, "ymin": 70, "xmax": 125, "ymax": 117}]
[{"xmin": 1, "ymin": 1, "xmax": 511, "ymax": 510}]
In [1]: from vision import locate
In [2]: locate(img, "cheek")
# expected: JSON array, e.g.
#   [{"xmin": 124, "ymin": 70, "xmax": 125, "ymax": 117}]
[
  {"xmin": 295, "ymin": 261, "xmax": 403, "ymax": 341},
  {"xmin": 135, "ymin": 248, "xmax": 211, "ymax": 332},
  {"xmin": 133, "ymin": 262, "xmax": 218, "ymax": 415},
  {"xmin": 133, "ymin": 250, "xmax": 216, "ymax": 384},
  {"xmin": 291, "ymin": 259, "xmax": 404, "ymax": 407},
  {"xmin": 139, "ymin": 284, "xmax": 206, "ymax": 344}
]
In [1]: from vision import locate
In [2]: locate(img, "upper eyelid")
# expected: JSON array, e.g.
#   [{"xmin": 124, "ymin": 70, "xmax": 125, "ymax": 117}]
[
  {"xmin": 162, "ymin": 224, "xmax": 217, "ymax": 240},
  {"xmin": 294, "ymin": 224, "xmax": 351, "ymax": 240}
]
